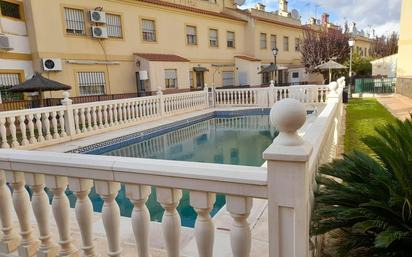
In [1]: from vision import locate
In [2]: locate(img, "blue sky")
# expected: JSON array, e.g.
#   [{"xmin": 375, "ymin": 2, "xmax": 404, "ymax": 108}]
[{"xmin": 243, "ymin": 0, "xmax": 401, "ymax": 36}]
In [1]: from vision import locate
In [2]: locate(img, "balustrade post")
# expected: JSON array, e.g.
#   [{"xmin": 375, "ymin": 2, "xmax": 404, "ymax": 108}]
[
  {"xmin": 157, "ymin": 88, "xmax": 165, "ymax": 118},
  {"xmin": 227, "ymin": 195, "xmax": 252, "ymax": 257},
  {"xmin": 0, "ymin": 117, "xmax": 9, "ymax": 148},
  {"xmin": 268, "ymin": 80, "xmax": 275, "ymax": 107},
  {"xmin": 5, "ymin": 171, "xmax": 39, "ymax": 257},
  {"xmin": 19, "ymin": 115, "xmax": 29, "ymax": 146},
  {"xmin": 69, "ymin": 178, "xmax": 98, "ymax": 257},
  {"xmin": 157, "ymin": 187, "xmax": 182, "ymax": 257},
  {"xmin": 0, "ymin": 170, "xmax": 20, "ymax": 253},
  {"xmin": 125, "ymin": 184, "xmax": 151, "ymax": 257},
  {"xmin": 190, "ymin": 191, "xmax": 215, "ymax": 257},
  {"xmin": 45, "ymin": 176, "xmax": 79, "ymax": 257},
  {"xmin": 25, "ymin": 173, "xmax": 59, "ymax": 257},
  {"xmin": 263, "ymin": 98, "xmax": 313, "ymax": 257},
  {"xmin": 95, "ymin": 181, "xmax": 122, "ymax": 257},
  {"xmin": 204, "ymin": 84, "xmax": 209, "ymax": 108}
]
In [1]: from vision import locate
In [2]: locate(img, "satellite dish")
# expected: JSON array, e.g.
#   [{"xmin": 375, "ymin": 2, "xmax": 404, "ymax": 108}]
[
  {"xmin": 234, "ymin": 0, "xmax": 246, "ymax": 6},
  {"xmin": 291, "ymin": 9, "xmax": 300, "ymax": 19}
]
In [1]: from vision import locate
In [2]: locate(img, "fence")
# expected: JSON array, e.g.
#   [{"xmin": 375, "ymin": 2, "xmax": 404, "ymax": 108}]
[
  {"xmin": 354, "ymin": 77, "xmax": 396, "ymax": 94},
  {"xmin": 0, "ymin": 80, "xmax": 344, "ymax": 257}
]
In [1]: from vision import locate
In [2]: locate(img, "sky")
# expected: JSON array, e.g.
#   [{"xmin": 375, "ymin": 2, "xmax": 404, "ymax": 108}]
[{"xmin": 243, "ymin": 0, "xmax": 401, "ymax": 36}]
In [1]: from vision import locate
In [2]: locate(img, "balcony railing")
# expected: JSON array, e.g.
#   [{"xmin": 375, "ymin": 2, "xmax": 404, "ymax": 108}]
[{"xmin": 0, "ymin": 78, "xmax": 345, "ymax": 257}]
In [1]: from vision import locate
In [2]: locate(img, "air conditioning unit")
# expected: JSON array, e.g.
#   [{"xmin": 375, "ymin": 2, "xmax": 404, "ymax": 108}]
[
  {"xmin": 91, "ymin": 26, "xmax": 108, "ymax": 39},
  {"xmin": 42, "ymin": 58, "xmax": 63, "ymax": 71},
  {"xmin": 0, "ymin": 34, "xmax": 12, "ymax": 51},
  {"xmin": 90, "ymin": 10, "xmax": 106, "ymax": 24}
]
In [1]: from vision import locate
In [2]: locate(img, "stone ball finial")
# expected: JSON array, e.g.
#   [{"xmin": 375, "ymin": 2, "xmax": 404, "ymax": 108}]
[
  {"xmin": 270, "ymin": 98, "xmax": 306, "ymax": 146},
  {"xmin": 329, "ymin": 81, "xmax": 338, "ymax": 92},
  {"xmin": 269, "ymin": 80, "xmax": 275, "ymax": 87},
  {"xmin": 63, "ymin": 91, "xmax": 70, "ymax": 100}
]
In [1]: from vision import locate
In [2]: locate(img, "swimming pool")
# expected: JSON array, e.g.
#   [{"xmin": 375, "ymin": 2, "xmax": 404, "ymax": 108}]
[{"xmin": 64, "ymin": 111, "xmax": 277, "ymax": 227}]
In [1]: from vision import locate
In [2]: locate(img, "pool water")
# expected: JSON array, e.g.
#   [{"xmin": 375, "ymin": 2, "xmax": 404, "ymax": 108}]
[{"xmin": 64, "ymin": 115, "xmax": 277, "ymax": 227}]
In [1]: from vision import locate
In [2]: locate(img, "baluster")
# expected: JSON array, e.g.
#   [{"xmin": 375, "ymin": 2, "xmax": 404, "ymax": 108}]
[
  {"xmin": 19, "ymin": 115, "xmax": 29, "ymax": 146},
  {"xmin": 73, "ymin": 109, "xmax": 81, "ymax": 134},
  {"xmin": 92, "ymin": 106, "xmax": 98, "ymax": 130},
  {"xmin": 157, "ymin": 187, "xmax": 182, "ymax": 257},
  {"xmin": 35, "ymin": 113, "xmax": 45, "ymax": 142},
  {"xmin": 51, "ymin": 111, "xmax": 59, "ymax": 139},
  {"xmin": 190, "ymin": 191, "xmax": 215, "ymax": 257},
  {"xmin": 0, "ymin": 171, "xmax": 20, "ymax": 253},
  {"xmin": 113, "ymin": 104, "xmax": 118, "ymax": 125},
  {"xmin": 126, "ymin": 184, "xmax": 151, "ymax": 257},
  {"xmin": 6, "ymin": 171, "xmax": 39, "ymax": 257},
  {"xmin": 135, "ymin": 102, "xmax": 141, "ymax": 120},
  {"xmin": 27, "ymin": 114, "xmax": 37, "ymax": 144},
  {"xmin": 25, "ymin": 173, "xmax": 59, "ymax": 257},
  {"xmin": 95, "ymin": 181, "xmax": 122, "ymax": 257},
  {"xmin": 86, "ymin": 107, "xmax": 92, "ymax": 131},
  {"xmin": 42, "ymin": 113, "xmax": 52, "ymax": 140},
  {"xmin": 0, "ymin": 117, "xmax": 9, "ymax": 148},
  {"xmin": 69, "ymin": 178, "xmax": 98, "ymax": 257},
  {"xmin": 45, "ymin": 176, "xmax": 79, "ymax": 257},
  {"xmin": 8, "ymin": 117, "xmax": 19, "ymax": 147},
  {"xmin": 118, "ymin": 104, "xmax": 124, "ymax": 124},
  {"xmin": 59, "ymin": 110, "xmax": 67, "ymax": 137},
  {"xmin": 96, "ymin": 106, "xmax": 102, "ymax": 129},
  {"xmin": 227, "ymin": 195, "xmax": 252, "ymax": 257},
  {"xmin": 125, "ymin": 102, "xmax": 130, "ymax": 122},
  {"xmin": 103, "ymin": 105, "xmax": 109, "ymax": 128},
  {"xmin": 130, "ymin": 102, "xmax": 135, "ymax": 121}
]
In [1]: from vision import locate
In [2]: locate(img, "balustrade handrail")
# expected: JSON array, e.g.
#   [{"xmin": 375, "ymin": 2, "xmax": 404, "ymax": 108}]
[
  {"xmin": 0, "ymin": 105, "xmax": 67, "ymax": 118},
  {"xmin": 0, "ymin": 149, "xmax": 268, "ymax": 198}
]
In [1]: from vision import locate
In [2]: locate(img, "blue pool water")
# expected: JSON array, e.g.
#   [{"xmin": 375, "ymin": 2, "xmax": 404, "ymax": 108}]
[{"xmin": 63, "ymin": 114, "xmax": 277, "ymax": 227}]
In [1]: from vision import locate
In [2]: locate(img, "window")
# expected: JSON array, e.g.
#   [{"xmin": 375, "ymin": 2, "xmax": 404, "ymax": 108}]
[
  {"xmin": 292, "ymin": 72, "xmax": 299, "ymax": 78},
  {"xmin": 283, "ymin": 36, "xmax": 289, "ymax": 51},
  {"xmin": 262, "ymin": 72, "xmax": 270, "ymax": 84},
  {"xmin": 227, "ymin": 31, "xmax": 235, "ymax": 48},
  {"xmin": 106, "ymin": 14, "xmax": 122, "ymax": 38},
  {"xmin": 189, "ymin": 71, "xmax": 194, "ymax": 88},
  {"xmin": 295, "ymin": 38, "xmax": 300, "ymax": 51},
  {"xmin": 186, "ymin": 25, "xmax": 197, "ymax": 45},
  {"xmin": 270, "ymin": 34, "xmax": 277, "ymax": 49},
  {"xmin": 165, "ymin": 69, "xmax": 177, "ymax": 88},
  {"xmin": 209, "ymin": 29, "xmax": 218, "ymax": 47},
  {"xmin": 64, "ymin": 8, "xmax": 85, "ymax": 35},
  {"xmin": 260, "ymin": 33, "xmax": 267, "ymax": 49},
  {"xmin": 222, "ymin": 71, "xmax": 234, "ymax": 87},
  {"xmin": 142, "ymin": 19, "xmax": 156, "ymax": 41},
  {"xmin": 77, "ymin": 72, "xmax": 105, "ymax": 96},
  {"xmin": 0, "ymin": 73, "xmax": 22, "ymax": 101},
  {"xmin": 0, "ymin": 1, "xmax": 21, "ymax": 19}
]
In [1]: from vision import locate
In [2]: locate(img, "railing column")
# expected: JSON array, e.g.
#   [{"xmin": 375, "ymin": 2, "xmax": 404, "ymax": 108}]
[
  {"xmin": 157, "ymin": 187, "xmax": 182, "ymax": 257},
  {"xmin": 157, "ymin": 88, "xmax": 165, "ymax": 118},
  {"xmin": 0, "ymin": 170, "xmax": 20, "ymax": 253},
  {"xmin": 95, "ymin": 181, "xmax": 122, "ymax": 257},
  {"xmin": 125, "ymin": 184, "xmax": 151, "ymax": 257},
  {"xmin": 263, "ymin": 98, "xmax": 313, "ymax": 257},
  {"xmin": 227, "ymin": 195, "xmax": 252, "ymax": 257},
  {"xmin": 25, "ymin": 173, "xmax": 59, "ymax": 257},
  {"xmin": 45, "ymin": 175, "xmax": 79, "ymax": 257},
  {"xmin": 5, "ymin": 171, "xmax": 39, "ymax": 257},
  {"xmin": 190, "ymin": 191, "xmax": 215, "ymax": 257},
  {"xmin": 69, "ymin": 178, "xmax": 98, "ymax": 257},
  {"xmin": 268, "ymin": 80, "xmax": 275, "ymax": 107}
]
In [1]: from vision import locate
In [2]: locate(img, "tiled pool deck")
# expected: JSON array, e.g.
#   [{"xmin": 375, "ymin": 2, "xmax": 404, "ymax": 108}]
[{"xmin": 21, "ymin": 106, "xmax": 319, "ymax": 257}]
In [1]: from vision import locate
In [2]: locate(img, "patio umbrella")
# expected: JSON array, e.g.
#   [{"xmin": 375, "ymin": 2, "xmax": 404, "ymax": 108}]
[
  {"xmin": 8, "ymin": 72, "xmax": 71, "ymax": 107},
  {"xmin": 315, "ymin": 60, "xmax": 347, "ymax": 83}
]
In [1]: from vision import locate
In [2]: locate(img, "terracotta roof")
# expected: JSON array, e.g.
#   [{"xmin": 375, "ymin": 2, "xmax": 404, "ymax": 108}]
[
  {"xmin": 235, "ymin": 56, "xmax": 261, "ymax": 62},
  {"xmin": 254, "ymin": 16, "xmax": 303, "ymax": 30},
  {"xmin": 138, "ymin": 0, "xmax": 247, "ymax": 22},
  {"xmin": 135, "ymin": 53, "xmax": 190, "ymax": 62}
]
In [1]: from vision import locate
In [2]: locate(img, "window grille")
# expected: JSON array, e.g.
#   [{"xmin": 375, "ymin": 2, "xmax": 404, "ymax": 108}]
[
  {"xmin": 142, "ymin": 19, "xmax": 156, "ymax": 41},
  {"xmin": 107, "ymin": 14, "xmax": 122, "ymax": 38},
  {"xmin": 209, "ymin": 29, "xmax": 218, "ymax": 47},
  {"xmin": 165, "ymin": 69, "xmax": 177, "ymax": 88},
  {"xmin": 227, "ymin": 31, "xmax": 235, "ymax": 48},
  {"xmin": 260, "ymin": 33, "xmax": 267, "ymax": 49},
  {"xmin": 283, "ymin": 36, "xmax": 289, "ymax": 51},
  {"xmin": 64, "ymin": 8, "xmax": 85, "ymax": 35},
  {"xmin": 186, "ymin": 25, "xmax": 197, "ymax": 45},
  {"xmin": 222, "ymin": 71, "xmax": 234, "ymax": 87},
  {"xmin": 270, "ymin": 35, "xmax": 277, "ymax": 49}
]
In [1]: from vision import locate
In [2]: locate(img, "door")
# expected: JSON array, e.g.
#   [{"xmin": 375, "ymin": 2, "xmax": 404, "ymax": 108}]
[
  {"xmin": 135, "ymin": 72, "xmax": 146, "ymax": 96},
  {"xmin": 195, "ymin": 72, "xmax": 204, "ymax": 89}
]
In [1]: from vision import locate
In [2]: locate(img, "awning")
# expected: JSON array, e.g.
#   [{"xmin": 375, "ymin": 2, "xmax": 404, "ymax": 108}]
[
  {"xmin": 193, "ymin": 67, "xmax": 209, "ymax": 72},
  {"xmin": 258, "ymin": 64, "xmax": 288, "ymax": 74}
]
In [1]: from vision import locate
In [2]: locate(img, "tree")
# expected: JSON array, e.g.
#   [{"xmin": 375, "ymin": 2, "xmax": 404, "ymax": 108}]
[
  {"xmin": 344, "ymin": 53, "xmax": 373, "ymax": 77},
  {"xmin": 301, "ymin": 28, "xmax": 351, "ymax": 72},
  {"xmin": 312, "ymin": 117, "xmax": 412, "ymax": 257},
  {"xmin": 370, "ymin": 32, "xmax": 399, "ymax": 58}
]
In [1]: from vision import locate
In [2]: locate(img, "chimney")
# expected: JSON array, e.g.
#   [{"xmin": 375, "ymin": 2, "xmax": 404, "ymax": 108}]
[
  {"xmin": 256, "ymin": 3, "xmax": 266, "ymax": 11},
  {"xmin": 279, "ymin": 0, "xmax": 288, "ymax": 12},
  {"xmin": 309, "ymin": 17, "xmax": 318, "ymax": 25},
  {"xmin": 321, "ymin": 13, "xmax": 330, "ymax": 25}
]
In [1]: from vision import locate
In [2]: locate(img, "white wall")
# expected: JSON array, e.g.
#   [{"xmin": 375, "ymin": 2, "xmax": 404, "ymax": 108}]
[
  {"xmin": 288, "ymin": 68, "xmax": 306, "ymax": 84},
  {"xmin": 371, "ymin": 54, "xmax": 397, "ymax": 77},
  {"xmin": 235, "ymin": 58, "xmax": 261, "ymax": 86},
  {"xmin": 0, "ymin": 59, "xmax": 34, "ymax": 79}
]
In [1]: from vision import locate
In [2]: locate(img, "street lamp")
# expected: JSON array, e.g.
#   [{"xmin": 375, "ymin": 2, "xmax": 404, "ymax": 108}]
[
  {"xmin": 348, "ymin": 38, "xmax": 355, "ymax": 97},
  {"xmin": 272, "ymin": 47, "xmax": 278, "ymax": 86}
]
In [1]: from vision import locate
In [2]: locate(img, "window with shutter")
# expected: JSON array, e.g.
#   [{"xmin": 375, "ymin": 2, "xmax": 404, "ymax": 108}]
[
  {"xmin": 64, "ymin": 8, "xmax": 85, "ymax": 35},
  {"xmin": 77, "ymin": 72, "xmax": 106, "ymax": 96},
  {"xmin": 222, "ymin": 71, "xmax": 234, "ymax": 87},
  {"xmin": 0, "ymin": 73, "xmax": 22, "ymax": 101},
  {"xmin": 165, "ymin": 69, "xmax": 178, "ymax": 88},
  {"xmin": 142, "ymin": 19, "xmax": 156, "ymax": 41},
  {"xmin": 107, "ymin": 14, "xmax": 122, "ymax": 38},
  {"xmin": 186, "ymin": 25, "xmax": 197, "ymax": 45},
  {"xmin": 209, "ymin": 29, "xmax": 218, "ymax": 47},
  {"xmin": 227, "ymin": 31, "xmax": 235, "ymax": 48},
  {"xmin": 260, "ymin": 33, "xmax": 267, "ymax": 49}
]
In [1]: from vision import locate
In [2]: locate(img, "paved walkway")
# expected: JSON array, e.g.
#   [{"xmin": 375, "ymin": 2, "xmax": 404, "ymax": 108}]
[{"xmin": 376, "ymin": 94, "xmax": 412, "ymax": 121}]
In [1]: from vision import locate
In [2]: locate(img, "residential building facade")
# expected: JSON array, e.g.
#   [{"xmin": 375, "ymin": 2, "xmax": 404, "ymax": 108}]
[
  {"xmin": 0, "ymin": 0, "xmax": 373, "ymax": 98},
  {"xmin": 397, "ymin": 0, "xmax": 412, "ymax": 97}
]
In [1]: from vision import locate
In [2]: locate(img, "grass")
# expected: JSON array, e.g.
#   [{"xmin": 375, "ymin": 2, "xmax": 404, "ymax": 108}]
[{"xmin": 344, "ymin": 98, "xmax": 396, "ymax": 154}]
